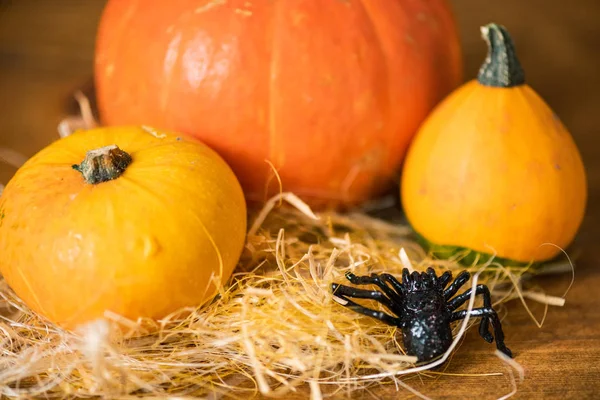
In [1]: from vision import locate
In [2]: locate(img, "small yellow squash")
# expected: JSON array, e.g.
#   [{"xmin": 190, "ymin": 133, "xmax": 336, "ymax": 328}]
[
  {"xmin": 401, "ymin": 23, "xmax": 587, "ymax": 263},
  {"xmin": 0, "ymin": 126, "xmax": 247, "ymax": 329}
]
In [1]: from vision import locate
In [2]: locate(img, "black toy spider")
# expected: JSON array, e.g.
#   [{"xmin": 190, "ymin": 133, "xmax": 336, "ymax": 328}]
[{"xmin": 331, "ymin": 267, "xmax": 512, "ymax": 362}]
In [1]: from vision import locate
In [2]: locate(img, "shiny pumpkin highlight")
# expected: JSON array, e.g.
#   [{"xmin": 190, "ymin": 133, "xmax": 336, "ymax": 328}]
[
  {"xmin": 400, "ymin": 23, "xmax": 587, "ymax": 263},
  {"xmin": 94, "ymin": 0, "xmax": 463, "ymax": 208},
  {"xmin": 0, "ymin": 126, "xmax": 247, "ymax": 329}
]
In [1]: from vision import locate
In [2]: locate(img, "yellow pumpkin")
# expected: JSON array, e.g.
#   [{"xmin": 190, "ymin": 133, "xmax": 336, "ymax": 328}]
[
  {"xmin": 0, "ymin": 126, "xmax": 247, "ymax": 329},
  {"xmin": 400, "ymin": 23, "xmax": 587, "ymax": 263}
]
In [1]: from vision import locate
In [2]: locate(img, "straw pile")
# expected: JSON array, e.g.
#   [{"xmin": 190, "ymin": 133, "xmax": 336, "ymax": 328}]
[{"xmin": 0, "ymin": 185, "xmax": 572, "ymax": 399}]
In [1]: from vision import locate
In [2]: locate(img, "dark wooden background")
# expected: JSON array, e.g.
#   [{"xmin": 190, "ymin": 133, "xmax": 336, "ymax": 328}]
[{"xmin": 1, "ymin": 1, "xmax": 599, "ymax": 399}]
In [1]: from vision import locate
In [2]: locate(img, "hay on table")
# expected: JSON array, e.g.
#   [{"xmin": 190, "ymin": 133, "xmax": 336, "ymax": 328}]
[{"xmin": 0, "ymin": 188, "xmax": 571, "ymax": 399}]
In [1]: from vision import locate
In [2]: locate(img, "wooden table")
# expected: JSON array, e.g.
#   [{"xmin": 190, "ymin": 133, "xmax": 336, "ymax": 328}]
[{"xmin": 1, "ymin": 1, "xmax": 599, "ymax": 398}]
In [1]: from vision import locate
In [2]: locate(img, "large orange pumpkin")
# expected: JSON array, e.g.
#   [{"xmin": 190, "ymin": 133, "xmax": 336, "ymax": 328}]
[
  {"xmin": 0, "ymin": 126, "xmax": 247, "ymax": 329},
  {"xmin": 94, "ymin": 0, "xmax": 463, "ymax": 208}
]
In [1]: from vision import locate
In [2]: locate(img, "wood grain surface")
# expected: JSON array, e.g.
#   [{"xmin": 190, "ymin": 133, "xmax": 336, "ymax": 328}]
[{"xmin": 1, "ymin": 1, "xmax": 599, "ymax": 399}]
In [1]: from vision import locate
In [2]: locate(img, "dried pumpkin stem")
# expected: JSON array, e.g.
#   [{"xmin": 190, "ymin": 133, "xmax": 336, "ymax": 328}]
[
  {"xmin": 72, "ymin": 145, "xmax": 132, "ymax": 184},
  {"xmin": 477, "ymin": 23, "xmax": 525, "ymax": 88}
]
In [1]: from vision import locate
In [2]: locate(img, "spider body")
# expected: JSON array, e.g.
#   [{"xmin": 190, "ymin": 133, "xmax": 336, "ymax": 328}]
[{"xmin": 331, "ymin": 268, "xmax": 512, "ymax": 362}]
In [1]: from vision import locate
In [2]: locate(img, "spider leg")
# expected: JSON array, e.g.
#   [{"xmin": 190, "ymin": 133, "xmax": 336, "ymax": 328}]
[
  {"xmin": 450, "ymin": 307, "xmax": 512, "ymax": 358},
  {"xmin": 345, "ymin": 272, "xmax": 403, "ymax": 304},
  {"xmin": 331, "ymin": 287, "xmax": 403, "ymax": 327},
  {"xmin": 331, "ymin": 283, "xmax": 402, "ymax": 315},
  {"xmin": 426, "ymin": 267, "xmax": 438, "ymax": 285},
  {"xmin": 443, "ymin": 270, "xmax": 470, "ymax": 300},
  {"xmin": 447, "ymin": 284, "xmax": 494, "ymax": 343},
  {"xmin": 402, "ymin": 268, "xmax": 411, "ymax": 286},
  {"xmin": 438, "ymin": 271, "xmax": 453, "ymax": 288},
  {"xmin": 378, "ymin": 273, "xmax": 405, "ymax": 295}
]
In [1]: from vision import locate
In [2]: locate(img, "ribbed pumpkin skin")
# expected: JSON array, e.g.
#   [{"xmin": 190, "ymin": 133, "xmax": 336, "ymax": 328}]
[
  {"xmin": 401, "ymin": 80, "xmax": 587, "ymax": 263},
  {"xmin": 94, "ymin": 0, "xmax": 463, "ymax": 208},
  {"xmin": 0, "ymin": 127, "xmax": 247, "ymax": 329}
]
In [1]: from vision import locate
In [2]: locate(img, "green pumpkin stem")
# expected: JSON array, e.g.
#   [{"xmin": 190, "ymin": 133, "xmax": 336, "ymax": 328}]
[
  {"xmin": 477, "ymin": 23, "xmax": 525, "ymax": 88},
  {"xmin": 72, "ymin": 145, "xmax": 132, "ymax": 184}
]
